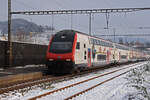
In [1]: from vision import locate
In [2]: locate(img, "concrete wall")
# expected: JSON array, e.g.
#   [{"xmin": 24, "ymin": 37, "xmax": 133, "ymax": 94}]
[{"xmin": 0, "ymin": 41, "xmax": 7, "ymax": 67}]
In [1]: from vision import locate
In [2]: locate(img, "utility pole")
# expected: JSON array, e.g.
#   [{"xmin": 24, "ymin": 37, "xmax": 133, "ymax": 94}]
[
  {"xmin": 113, "ymin": 28, "xmax": 116, "ymax": 62},
  {"xmin": 8, "ymin": 0, "xmax": 12, "ymax": 67},
  {"xmin": 113, "ymin": 28, "xmax": 116, "ymax": 43},
  {"xmin": 70, "ymin": 14, "xmax": 73, "ymax": 30},
  {"xmin": 89, "ymin": 13, "xmax": 92, "ymax": 35}
]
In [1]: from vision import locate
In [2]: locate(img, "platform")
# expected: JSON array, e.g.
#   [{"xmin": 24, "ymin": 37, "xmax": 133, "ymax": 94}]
[{"xmin": 0, "ymin": 65, "xmax": 47, "ymax": 86}]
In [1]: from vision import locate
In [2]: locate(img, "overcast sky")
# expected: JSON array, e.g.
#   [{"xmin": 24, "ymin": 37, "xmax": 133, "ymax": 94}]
[{"xmin": 0, "ymin": 0, "xmax": 150, "ymax": 40}]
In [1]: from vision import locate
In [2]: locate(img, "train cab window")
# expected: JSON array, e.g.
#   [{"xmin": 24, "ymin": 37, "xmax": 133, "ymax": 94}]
[
  {"xmin": 49, "ymin": 42, "xmax": 73, "ymax": 54},
  {"xmin": 84, "ymin": 44, "xmax": 86, "ymax": 48},
  {"xmin": 76, "ymin": 42, "xmax": 80, "ymax": 49}
]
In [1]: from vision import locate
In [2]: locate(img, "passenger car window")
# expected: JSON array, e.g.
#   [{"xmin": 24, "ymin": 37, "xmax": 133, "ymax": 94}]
[
  {"xmin": 84, "ymin": 44, "xmax": 86, "ymax": 48},
  {"xmin": 97, "ymin": 54, "xmax": 106, "ymax": 60}
]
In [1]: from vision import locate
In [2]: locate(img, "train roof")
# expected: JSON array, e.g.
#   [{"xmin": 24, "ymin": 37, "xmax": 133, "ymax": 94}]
[
  {"xmin": 57, "ymin": 29, "xmax": 112, "ymax": 43},
  {"xmin": 56, "ymin": 29, "xmax": 144, "ymax": 52}
]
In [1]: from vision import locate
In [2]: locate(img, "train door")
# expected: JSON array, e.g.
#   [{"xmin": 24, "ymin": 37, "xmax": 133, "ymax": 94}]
[
  {"xmin": 88, "ymin": 48, "xmax": 91, "ymax": 67},
  {"xmin": 106, "ymin": 50, "xmax": 110, "ymax": 64},
  {"xmin": 126, "ymin": 53, "xmax": 128, "ymax": 60}
]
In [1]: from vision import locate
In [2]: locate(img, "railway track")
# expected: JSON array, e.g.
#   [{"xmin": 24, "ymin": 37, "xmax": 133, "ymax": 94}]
[
  {"xmin": 0, "ymin": 61, "xmax": 141, "ymax": 95},
  {"xmin": 28, "ymin": 62, "xmax": 147, "ymax": 100},
  {"xmin": 0, "ymin": 74, "xmax": 72, "ymax": 94}
]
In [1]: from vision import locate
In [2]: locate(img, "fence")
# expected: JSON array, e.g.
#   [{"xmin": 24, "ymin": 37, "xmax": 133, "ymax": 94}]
[{"xmin": 0, "ymin": 41, "xmax": 48, "ymax": 68}]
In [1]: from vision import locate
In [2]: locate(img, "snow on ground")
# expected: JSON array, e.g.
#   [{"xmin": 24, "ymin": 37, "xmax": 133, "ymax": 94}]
[
  {"xmin": 15, "ymin": 64, "xmax": 45, "ymax": 69},
  {"xmin": 0, "ymin": 68, "xmax": 4, "ymax": 71},
  {"xmin": 0, "ymin": 72, "xmax": 13, "ymax": 74},
  {"xmin": 37, "ymin": 62, "xmax": 148, "ymax": 100},
  {"xmin": 73, "ymin": 62, "xmax": 150, "ymax": 100},
  {"xmin": 0, "ymin": 61, "xmax": 150, "ymax": 100}
]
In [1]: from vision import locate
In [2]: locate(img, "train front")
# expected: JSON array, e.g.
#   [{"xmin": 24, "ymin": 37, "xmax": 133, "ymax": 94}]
[{"xmin": 46, "ymin": 30, "xmax": 77, "ymax": 74}]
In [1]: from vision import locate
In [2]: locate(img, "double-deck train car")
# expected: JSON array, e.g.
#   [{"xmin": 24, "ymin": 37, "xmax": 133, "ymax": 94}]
[{"xmin": 46, "ymin": 30, "xmax": 147, "ymax": 74}]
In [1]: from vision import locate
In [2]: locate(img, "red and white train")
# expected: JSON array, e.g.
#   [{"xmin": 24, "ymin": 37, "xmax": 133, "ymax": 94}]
[{"xmin": 46, "ymin": 30, "xmax": 148, "ymax": 74}]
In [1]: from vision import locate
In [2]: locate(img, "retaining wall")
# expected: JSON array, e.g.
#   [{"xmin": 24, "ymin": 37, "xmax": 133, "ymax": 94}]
[{"xmin": 0, "ymin": 41, "xmax": 48, "ymax": 68}]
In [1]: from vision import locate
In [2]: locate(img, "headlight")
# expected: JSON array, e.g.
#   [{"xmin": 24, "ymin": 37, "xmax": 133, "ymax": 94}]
[
  {"xmin": 49, "ymin": 59, "xmax": 54, "ymax": 61},
  {"xmin": 66, "ymin": 59, "xmax": 71, "ymax": 61}
]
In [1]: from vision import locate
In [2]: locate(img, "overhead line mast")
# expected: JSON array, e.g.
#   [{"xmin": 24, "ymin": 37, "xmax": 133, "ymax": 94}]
[{"xmin": 8, "ymin": 0, "xmax": 12, "ymax": 67}]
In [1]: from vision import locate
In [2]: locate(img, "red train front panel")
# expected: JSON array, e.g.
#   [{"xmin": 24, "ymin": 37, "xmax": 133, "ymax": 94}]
[{"xmin": 46, "ymin": 30, "xmax": 77, "ymax": 74}]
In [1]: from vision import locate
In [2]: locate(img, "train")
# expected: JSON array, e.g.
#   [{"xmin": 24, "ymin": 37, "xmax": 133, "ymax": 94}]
[{"xmin": 46, "ymin": 30, "xmax": 149, "ymax": 74}]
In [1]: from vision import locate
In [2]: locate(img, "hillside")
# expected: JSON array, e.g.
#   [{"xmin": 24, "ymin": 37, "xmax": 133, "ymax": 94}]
[{"xmin": 0, "ymin": 18, "xmax": 43, "ymax": 35}]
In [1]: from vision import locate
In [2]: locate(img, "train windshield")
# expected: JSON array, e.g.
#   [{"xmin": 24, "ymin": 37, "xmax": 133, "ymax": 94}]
[
  {"xmin": 50, "ymin": 42, "xmax": 73, "ymax": 53},
  {"xmin": 49, "ymin": 30, "xmax": 75, "ymax": 54}
]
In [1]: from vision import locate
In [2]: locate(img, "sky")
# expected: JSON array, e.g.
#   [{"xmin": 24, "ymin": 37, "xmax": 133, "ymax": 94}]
[{"xmin": 0, "ymin": 0, "xmax": 150, "ymax": 41}]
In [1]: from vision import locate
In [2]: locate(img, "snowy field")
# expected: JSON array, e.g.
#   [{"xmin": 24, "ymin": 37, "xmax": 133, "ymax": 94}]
[
  {"xmin": 0, "ymin": 61, "xmax": 150, "ymax": 100},
  {"xmin": 73, "ymin": 62, "xmax": 150, "ymax": 100}
]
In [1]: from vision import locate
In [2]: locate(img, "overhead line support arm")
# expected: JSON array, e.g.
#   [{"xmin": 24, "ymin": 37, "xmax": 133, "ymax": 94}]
[{"xmin": 11, "ymin": 7, "xmax": 150, "ymax": 15}]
